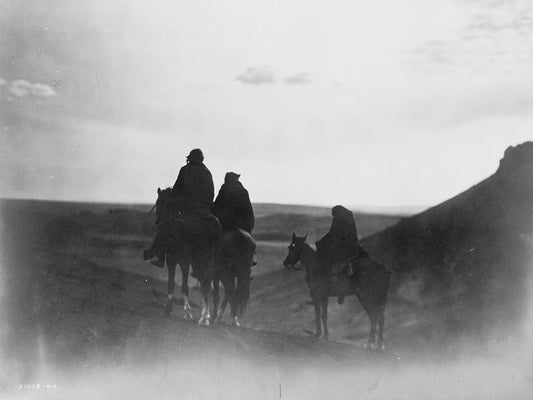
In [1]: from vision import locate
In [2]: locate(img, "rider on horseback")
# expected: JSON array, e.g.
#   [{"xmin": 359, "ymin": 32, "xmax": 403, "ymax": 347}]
[
  {"xmin": 144, "ymin": 148, "xmax": 215, "ymax": 268},
  {"xmin": 172, "ymin": 148, "xmax": 214, "ymax": 216},
  {"xmin": 212, "ymin": 172, "xmax": 257, "ymax": 268},
  {"xmin": 212, "ymin": 172, "xmax": 254, "ymax": 234},
  {"xmin": 316, "ymin": 205, "xmax": 368, "ymax": 304}
]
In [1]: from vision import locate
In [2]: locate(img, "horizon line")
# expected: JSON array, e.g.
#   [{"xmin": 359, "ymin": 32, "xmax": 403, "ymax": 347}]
[{"xmin": 0, "ymin": 196, "xmax": 429, "ymax": 215}]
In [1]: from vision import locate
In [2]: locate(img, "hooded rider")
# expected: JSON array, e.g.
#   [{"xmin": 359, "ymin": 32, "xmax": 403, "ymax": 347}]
[
  {"xmin": 213, "ymin": 172, "xmax": 257, "ymax": 269},
  {"xmin": 144, "ymin": 148, "xmax": 214, "ymax": 268},
  {"xmin": 316, "ymin": 205, "xmax": 367, "ymax": 304},
  {"xmin": 212, "ymin": 172, "xmax": 254, "ymax": 234}
]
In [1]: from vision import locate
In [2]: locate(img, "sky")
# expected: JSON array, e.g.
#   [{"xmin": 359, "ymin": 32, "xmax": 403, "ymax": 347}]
[{"xmin": 0, "ymin": 0, "xmax": 532, "ymax": 208}]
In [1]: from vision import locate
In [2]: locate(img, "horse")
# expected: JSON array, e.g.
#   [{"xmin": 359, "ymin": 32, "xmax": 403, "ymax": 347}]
[
  {"xmin": 283, "ymin": 233, "xmax": 390, "ymax": 350},
  {"xmin": 213, "ymin": 228, "xmax": 256, "ymax": 326},
  {"xmin": 152, "ymin": 187, "xmax": 221, "ymax": 325}
]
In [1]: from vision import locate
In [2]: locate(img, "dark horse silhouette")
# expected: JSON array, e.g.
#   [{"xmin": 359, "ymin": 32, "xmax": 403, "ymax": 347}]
[
  {"xmin": 213, "ymin": 229, "xmax": 256, "ymax": 326},
  {"xmin": 283, "ymin": 233, "xmax": 390, "ymax": 350},
  {"xmin": 153, "ymin": 187, "xmax": 221, "ymax": 325}
]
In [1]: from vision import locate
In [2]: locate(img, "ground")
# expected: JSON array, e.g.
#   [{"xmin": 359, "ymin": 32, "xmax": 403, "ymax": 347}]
[{"xmin": 0, "ymin": 199, "xmax": 531, "ymax": 399}]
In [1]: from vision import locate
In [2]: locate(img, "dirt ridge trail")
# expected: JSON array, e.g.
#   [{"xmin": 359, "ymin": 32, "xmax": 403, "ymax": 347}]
[
  {"xmin": 39, "ymin": 252, "xmax": 397, "ymax": 364},
  {"xmin": 2, "ymin": 249, "xmax": 398, "ymax": 387},
  {"xmin": 2, "ymin": 198, "xmax": 532, "ymax": 399},
  {"xmin": 0, "ymin": 201, "xmax": 397, "ymax": 389}
]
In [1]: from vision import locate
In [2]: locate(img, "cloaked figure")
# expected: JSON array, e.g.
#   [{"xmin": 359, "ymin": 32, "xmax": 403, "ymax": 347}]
[
  {"xmin": 144, "ymin": 148, "xmax": 215, "ymax": 268},
  {"xmin": 172, "ymin": 148, "xmax": 214, "ymax": 215},
  {"xmin": 316, "ymin": 205, "xmax": 368, "ymax": 304},
  {"xmin": 213, "ymin": 172, "xmax": 257, "ymax": 270},
  {"xmin": 212, "ymin": 172, "xmax": 254, "ymax": 234}
]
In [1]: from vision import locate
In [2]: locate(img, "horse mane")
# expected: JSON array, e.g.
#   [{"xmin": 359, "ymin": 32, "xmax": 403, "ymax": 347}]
[{"xmin": 301, "ymin": 242, "xmax": 323, "ymax": 268}]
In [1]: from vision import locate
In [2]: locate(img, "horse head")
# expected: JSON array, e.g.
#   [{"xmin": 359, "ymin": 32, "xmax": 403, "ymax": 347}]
[
  {"xmin": 283, "ymin": 233, "xmax": 308, "ymax": 271},
  {"xmin": 153, "ymin": 187, "xmax": 174, "ymax": 224}
]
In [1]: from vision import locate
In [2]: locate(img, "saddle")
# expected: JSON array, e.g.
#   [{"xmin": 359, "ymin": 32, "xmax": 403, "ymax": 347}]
[
  {"xmin": 170, "ymin": 208, "xmax": 220, "ymax": 240},
  {"xmin": 329, "ymin": 246, "xmax": 369, "ymax": 276}
]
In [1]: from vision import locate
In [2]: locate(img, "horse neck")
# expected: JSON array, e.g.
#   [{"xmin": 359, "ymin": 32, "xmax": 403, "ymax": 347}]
[
  {"xmin": 157, "ymin": 201, "xmax": 174, "ymax": 223},
  {"xmin": 300, "ymin": 244, "xmax": 321, "ymax": 270}
]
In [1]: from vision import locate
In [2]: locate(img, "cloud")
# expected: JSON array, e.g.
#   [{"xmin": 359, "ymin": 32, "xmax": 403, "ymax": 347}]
[
  {"xmin": 8, "ymin": 79, "xmax": 56, "ymax": 98},
  {"xmin": 0, "ymin": 78, "xmax": 7, "ymax": 87},
  {"xmin": 285, "ymin": 72, "xmax": 311, "ymax": 85},
  {"xmin": 411, "ymin": 40, "xmax": 455, "ymax": 66},
  {"xmin": 464, "ymin": 8, "xmax": 533, "ymax": 39},
  {"xmin": 236, "ymin": 66, "xmax": 274, "ymax": 85},
  {"xmin": 407, "ymin": 0, "xmax": 533, "ymax": 74},
  {"xmin": 9, "ymin": 80, "xmax": 32, "ymax": 97},
  {"xmin": 31, "ymin": 83, "xmax": 56, "ymax": 97}
]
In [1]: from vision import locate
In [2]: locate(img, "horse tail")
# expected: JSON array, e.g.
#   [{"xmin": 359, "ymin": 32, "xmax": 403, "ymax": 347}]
[
  {"xmin": 236, "ymin": 228, "xmax": 256, "ymax": 250},
  {"xmin": 238, "ymin": 274, "xmax": 251, "ymax": 316}
]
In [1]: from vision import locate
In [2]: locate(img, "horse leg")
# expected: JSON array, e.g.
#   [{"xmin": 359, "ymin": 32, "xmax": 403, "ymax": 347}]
[
  {"xmin": 199, "ymin": 298, "xmax": 210, "ymax": 326},
  {"xmin": 233, "ymin": 259, "xmax": 251, "ymax": 327},
  {"xmin": 321, "ymin": 298, "xmax": 329, "ymax": 340},
  {"xmin": 314, "ymin": 302, "xmax": 322, "ymax": 338},
  {"xmin": 376, "ymin": 312, "xmax": 385, "ymax": 351},
  {"xmin": 212, "ymin": 277, "xmax": 220, "ymax": 324},
  {"xmin": 198, "ymin": 279, "xmax": 211, "ymax": 326},
  {"xmin": 226, "ymin": 275, "xmax": 240, "ymax": 327},
  {"xmin": 366, "ymin": 313, "xmax": 378, "ymax": 350},
  {"xmin": 231, "ymin": 305, "xmax": 241, "ymax": 328},
  {"xmin": 180, "ymin": 262, "xmax": 193, "ymax": 320},
  {"xmin": 216, "ymin": 291, "xmax": 230, "ymax": 323},
  {"xmin": 215, "ymin": 267, "xmax": 231, "ymax": 323},
  {"xmin": 356, "ymin": 287, "xmax": 378, "ymax": 350},
  {"xmin": 165, "ymin": 262, "xmax": 176, "ymax": 317}
]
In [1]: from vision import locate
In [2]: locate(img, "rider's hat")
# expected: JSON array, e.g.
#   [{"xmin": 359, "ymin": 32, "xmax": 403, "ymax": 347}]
[
  {"xmin": 224, "ymin": 172, "xmax": 241, "ymax": 183},
  {"xmin": 187, "ymin": 148, "xmax": 204, "ymax": 163}
]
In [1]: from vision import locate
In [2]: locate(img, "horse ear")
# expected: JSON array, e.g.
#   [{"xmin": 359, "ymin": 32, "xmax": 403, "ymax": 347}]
[
  {"xmin": 157, "ymin": 187, "xmax": 161, "ymax": 194},
  {"xmin": 304, "ymin": 233, "xmax": 308, "ymax": 241},
  {"xmin": 292, "ymin": 232, "xmax": 296, "ymax": 240}
]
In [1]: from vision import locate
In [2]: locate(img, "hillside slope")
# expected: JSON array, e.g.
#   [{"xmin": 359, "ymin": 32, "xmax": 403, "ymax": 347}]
[{"xmin": 362, "ymin": 142, "xmax": 533, "ymax": 343}]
